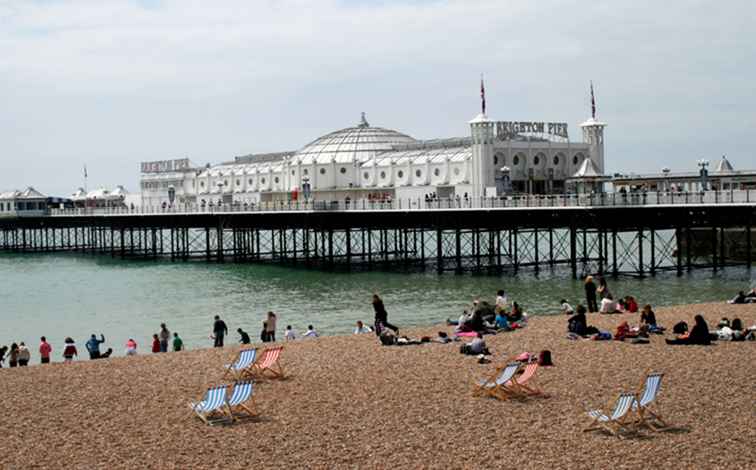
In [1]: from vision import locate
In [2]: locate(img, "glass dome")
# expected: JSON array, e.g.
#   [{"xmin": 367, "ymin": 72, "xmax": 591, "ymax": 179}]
[{"xmin": 295, "ymin": 113, "xmax": 416, "ymax": 165}]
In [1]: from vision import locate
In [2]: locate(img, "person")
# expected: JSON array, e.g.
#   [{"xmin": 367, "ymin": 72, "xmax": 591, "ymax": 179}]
[
  {"xmin": 172, "ymin": 332, "xmax": 183, "ymax": 351},
  {"xmin": 85, "ymin": 334, "xmax": 105, "ymax": 359},
  {"xmin": 17, "ymin": 342, "xmax": 30, "ymax": 366},
  {"xmin": 495, "ymin": 289, "xmax": 508, "ymax": 310},
  {"xmin": 464, "ymin": 332, "xmax": 488, "ymax": 355},
  {"xmin": 666, "ymin": 315, "xmax": 711, "ymax": 345},
  {"xmin": 125, "ymin": 338, "xmax": 138, "ymax": 356},
  {"xmin": 584, "ymin": 275, "xmax": 598, "ymax": 313},
  {"xmin": 100, "ymin": 348, "xmax": 113, "ymax": 358},
  {"xmin": 494, "ymin": 308, "xmax": 510, "ymax": 330},
  {"xmin": 640, "ymin": 304, "xmax": 657, "ymax": 327},
  {"xmin": 597, "ymin": 277, "xmax": 610, "ymax": 299},
  {"xmin": 266, "ymin": 312, "xmax": 277, "ymax": 342},
  {"xmin": 600, "ymin": 294, "xmax": 619, "ymax": 314},
  {"xmin": 728, "ymin": 291, "xmax": 747, "ymax": 304},
  {"xmin": 39, "ymin": 336, "xmax": 52, "ymax": 364},
  {"xmin": 730, "ymin": 318, "xmax": 745, "ymax": 341},
  {"xmin": 213, "ymin": 315, "xmax": 228, "ymax": 347},
  {"xmin": 354, "ymin": 320, "xmax": 372, "ymax": 334},
  {"xmin": 614, "ymin": 321, "xmax": 631, "ymax": 341},
  {"xmin": 237, "ymin": 328, "xmax": 251, "ymax": 345},
  {"xmin": 285, "ymin": 325, "xmax": 296, "ymax": 341},
  {"xmin": 0, "ymin": 345, "xmax": 6, "ymax": 367},
  {"xmin": 151, "ymin": 334, "xmax": 160, "ymax": 353},
  {"xmin": 303, "ymin": 325, "xmax": 319, "ymax": 338},
  {"xmin": 560, "ymin": 299, "xmax": 574, "ymax": 315},
  {"xmin": 8, "ymin": 343, "xmax": 19, "ymax": 367},
  {"xmin": 372, "ymin": 294, "xmax": 398, "ymax": 335},
  {"xmin": 260, "ymin": 321, "xmax": 269, "ymax": 342},
  {"xmin": 159, "ymin": 323, "xmax": 170, "ymax": 353},
  {"xmin": 509, "ymin": 302, "xmax": 523, "ymax": 322},
  {"xmin": 624, "ymin": 296, "xmax": 639, "ymax": 313},
  {"xmin": 62, "ymin": 337, "xmax": 77, "ymax": 362},
  {"xmin": 568, "ymin": 305, "xmax": 589, "ymax": 336}
]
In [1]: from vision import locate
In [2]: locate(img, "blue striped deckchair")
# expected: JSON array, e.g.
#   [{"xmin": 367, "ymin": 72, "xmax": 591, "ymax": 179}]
[
  {"xmin": 223, "ymin": 348, "xmax": 257, "ymax": 380},
  {"xmin": 473, "ymin": 362, "xmax": 521, "ymax": 399},
  {"xmin": 584, "ymin": 392, "xmax": 637, "ymax": 437},
  {"xmin": 225, "ymin": 381, "xmax": 257, "ymax": 421},
  {"xmin": 633, "ymin": 372, "xmax": 667, "ymax": 430},
  {"xmin": 190, "ymin": 385, "xmax": 230, "ymax": 425}
]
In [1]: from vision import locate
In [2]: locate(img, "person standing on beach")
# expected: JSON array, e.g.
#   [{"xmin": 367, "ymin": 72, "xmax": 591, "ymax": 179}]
[
  {"xmin": 39, "ymin": 337, "xmax": 52, "ymax": 364},
  {"xmin": 17, "ymin": 342, "xmax": 30, "ymax": 366},
  {"xmin": 8, "ymin": 343, "xmax": 19, "ymax": 367},
  {"xmin": 372, "ymin": 294, "xmax": 399, "ymax": 335},
  {"xmin": 597, "ymin": 277, "xmax": 610, "ymax": 299},
  {"xmin": 62, "ymin": 338, "xmax": 77, "ymax": 363},
  {"xmin": 85, "ymin": 334, "xmax": 105, "ymax": 359},
  {"xmin": 260, "ymin": 321, "xmax": 269, "ymax": 342},
  {"xmin": 0, "ymin": 345, "xmax": 7, "ymax": 367},
  {"xmin": 125, "ymin": 338, "xmax": 138, "ymax": 356},
  {"xmin": 172, "ymin": 332, "xmax": 183, "ymax": 351},
  {"xmin": 213, "ymin": 315, "xmax": 228, "ymax": 348},
  {"xmin": 159, "ymin": 323, "xmax": 170, "ymax": 353},
  {"xmin": 584, "ymin": 276, "xmax": 598, "ymax": 313},
  {"xmin": 266, "ymin": 312, "xmax": 277, "ymax": 342},
  {"xmin": 151, "ymin": 334, "xmax": 160, "ymax": 353}
]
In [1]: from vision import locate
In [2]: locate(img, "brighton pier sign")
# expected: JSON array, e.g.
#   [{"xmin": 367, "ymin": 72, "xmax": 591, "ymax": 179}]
[
  {"xmin": 495, "ymin": 121, "xmax": 569, "ymax": 140},
  {"xmin": 140, "ymin": 158, "xmax": 192, "ymax": 174}
]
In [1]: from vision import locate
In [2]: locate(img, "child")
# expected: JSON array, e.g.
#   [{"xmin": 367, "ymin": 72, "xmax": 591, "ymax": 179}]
[
  {"xmin": 302, "ymin": 325, "xmax": 319, "ymax": 338},
  {"xmin": 173, "ymin": 332, "xmax": 184, "ymax": 351},
  {"xmin": 62, "ymin": 337, "xmax": 77, "ymax": 363},
  {"xmin": 151, "ymin": 334, "xmax": 160, "ymax": 353},
  {"xmin": 560, "ymin": 299, "xmax": 574, "ymax": 315},
  {"xmin": 284, "ymin": 325, "xmax": 296, "ymax": 341},
  {"xmin": 125, "ymin": 338, "xmax": 138, "ymax": 356}
]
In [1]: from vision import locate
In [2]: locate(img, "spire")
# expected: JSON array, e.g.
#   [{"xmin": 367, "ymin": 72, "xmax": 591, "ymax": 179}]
[
  {"xmin": 358, "ymin": 112, "xmax": 370, "ymax": 128},
  {"xmin": 480, "ymin": 74, "xmax": 486, "ymax": 116},
  {"xmin": 590, "ymin": 81, "xmax": 596, "ymax": 119}
]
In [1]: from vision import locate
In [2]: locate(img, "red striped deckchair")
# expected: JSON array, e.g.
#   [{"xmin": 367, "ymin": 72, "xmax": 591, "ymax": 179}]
[
  {"xmin": 247, "ymin": 346, "xmax": 285, "ymax": 379},
  {"xmin": 511, "ymin": 362, "xmax": 547, "ymax": 397}
]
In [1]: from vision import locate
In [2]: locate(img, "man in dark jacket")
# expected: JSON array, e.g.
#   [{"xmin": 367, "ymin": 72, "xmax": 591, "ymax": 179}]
[{"xmin": 213, "ymin": 315, "xmax": 228, "ymax": 347}]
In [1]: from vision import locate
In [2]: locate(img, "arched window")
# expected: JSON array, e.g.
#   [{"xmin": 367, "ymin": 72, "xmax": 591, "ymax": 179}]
[
  {"xmin": 274, "ymin": 177, "xmax": 279, "ymax": 184},
  {"xmin": 553, "ymin": 155, "xmax": 559, "ymax": 165},
  {"xmin": 533, "ymin": 155, "xmax": 540, "ymax": 165},
  {"xmin": 261, "ymin": 177, "xmax": 266, "ymax": 184},
  {"xmin": 415, "ymin": 169, "xmax": 422, "ymax": 178},
  {"xmin": 363, "ymin": 172, "xmax": 369, "ymax": 180},
  {"xmin": 380, "ymin": 171, "xmax": 387, "ymax": 179},
  {"xmin": 397, "ymin": 170, "xmax": 404, "ymax": 178},
  {"xmin": 319, "ymin": 168, "xmax": 326, "ymax": 175},
  {"xmin": 339, "ymin": 167, "xmax": 347, "ymax": 174},
  {"xmin": 433, "ymin": 168, "xmax": 440, "ymax": 177},
  {"xmin": 513, "ymin": 155, "xmax": 520, "ymax": 166}
]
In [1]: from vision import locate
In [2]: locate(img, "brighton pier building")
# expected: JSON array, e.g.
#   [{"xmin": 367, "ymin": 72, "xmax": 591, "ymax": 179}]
[{"xmin": 139, "ymin": 111, "xmax": 606, "ymax": 208}]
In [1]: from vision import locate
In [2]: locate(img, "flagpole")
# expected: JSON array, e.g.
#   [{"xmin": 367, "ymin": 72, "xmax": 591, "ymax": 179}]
[{"xmin": 84, "ymin": 164, "xmax": 88, "ymax": 193}]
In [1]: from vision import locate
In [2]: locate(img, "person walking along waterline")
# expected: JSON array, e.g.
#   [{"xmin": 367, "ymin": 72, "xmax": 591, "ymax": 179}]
[
  {"xmin": 213, "ymin": 315, "xmax": 228, "ymax": 348},
  {"xmin": 584, "ymin": 276, "xmax": 598, "ymax": 313},
  {"xmin": 62, "ymin": 338, "xmax": 78, "ymax": 363},
  {"xmin": 8, "ymin": 343, "xmax": 19, "ymax": 367},
  {"xmin": 39, "ymin": 337, "xmax": 52, "ymax": 364},
  {"xmin": 85, "ymin": 334, "xmax": 105, "ymax": 359},
  {"xmin": 159, "ymin": 323, "xmax": 170, "ymax": 352},
  {"xmin": 372, "ymin": 294, "xmax": 399, "ymax": 335},
  {"xmin": 266, "ymin": 312, "xmax": 277, "ymax": 342},
  {"xmin": 172, "ymin": 332, "xmax": 183, "ymax": 351}
]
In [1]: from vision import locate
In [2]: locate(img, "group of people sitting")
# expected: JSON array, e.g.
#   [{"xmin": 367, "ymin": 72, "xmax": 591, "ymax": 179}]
[
  {"xmin": 728, "ymin": 288, "xmax": 756, "ymax": 304},
  {"xmin": 567, "ymin": 302, "xmax": 664, "ymax": 341},
  {"xmin": 449, "ymin": 290, "xmax": 526, "ymax": 336}
]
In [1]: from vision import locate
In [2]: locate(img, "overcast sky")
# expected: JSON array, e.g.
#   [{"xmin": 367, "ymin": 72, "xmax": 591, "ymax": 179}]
[{"xmin": 1, "ymin": 0, "xmax": 754, "ymax": 195}]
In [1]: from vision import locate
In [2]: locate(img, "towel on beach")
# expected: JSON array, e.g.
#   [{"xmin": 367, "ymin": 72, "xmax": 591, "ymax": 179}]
[{"xmin": 455, "ymin": 331, "xmax": 478, "ymax": 337}]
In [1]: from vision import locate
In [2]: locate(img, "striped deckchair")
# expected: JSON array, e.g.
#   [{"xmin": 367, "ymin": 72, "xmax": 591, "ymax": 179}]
[
  {"xmin": 633, "ymin": 372, "xmax": 667, "ymax": 430},
  {"xmin": 511, "ymin": 362, "xmax": 546, "ymax": 397},
  {"xmin": 473, "ymin": 362, "xmax": 521, "ymax": 399},
  {"xmin": 190, "ymin": 385, "xmax": 231, "ymax": 425},
  {"xmin": 248, "ymin": 346, "xmax": 285, "ymax": 379},
  {"xmin": 225, "ymin": 381, "xmax": 257, "ymax": 421},
  {"xmin": 584, "ymin": 392, "xmax": 637, "ymax": 438},
  {"xmin": 223, "ymin": 348, "xmax": 257, "ymax": 380}
]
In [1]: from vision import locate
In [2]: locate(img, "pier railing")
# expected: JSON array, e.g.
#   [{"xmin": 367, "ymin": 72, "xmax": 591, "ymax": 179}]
[{"xmin": 47, "ymin": 189, "xmax": 755, "ymax": 217}]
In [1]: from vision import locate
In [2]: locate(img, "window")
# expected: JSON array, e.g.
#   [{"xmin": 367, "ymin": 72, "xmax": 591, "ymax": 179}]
[
  {"xmin": 533, "ymin": 155, "xmax": 540, "ymax": 165},
  {"xmin": 303, "ymin": 169, "xmax": 309, "ymax": 175},
  {"xmin": 553, "ymin": 155, "xmax": 559, "ymax": 165},
  {"xmin": 380, "ymin": 171, "xmax": 387, "ymax": 179},
  {"xmin": 415, "ymin": 169, "xmax": 422, "ymax": 178},
  {"xmin": 274, "ymin": 177, "xmax": 279, "ymax": 184},
  {"xmin": 261, "ymin": 177, "xmax": 266, "ymax": 184},
  {"xmin": 248, "ymin": 178, "xmax": 253, "ymax": 185},
  {"xmin": 494, "ymin": 155, "xmax": 498, "ymax": 165},
  {"xmin": 453, "ymin": 167, "xmax": 460, "ymax": 175},
  {"xmin": 363, "ymin": 172, "xmax": 369, "ymax": 180},
  {"xmin": 573, "ymin": 155, "xmax": 579, "ymax": 165},
  {"xmin": 320, "ymin": 168, "xmax": 326, "ymax": 175},
  {"xmin": 513, "ymin": 155, "xmax": 520, "ymax": 165},
  {"xmin": 223, "ymin": 180, "xmax": 228, "ymax": 186},
  {"xmin": 291, "ymin": 170, "xmax": 295, "ymax": 175},
  {"xmin": 235, "ymin": 179, "xmax": 240, "ymax": 186},
  {"xmin": 200, "ymin": 181, "xmax": 205, "ymax": 188},
  {"xmin": 397, "ymin": 170, "xmax": 404, "ymax": 178},
  {"xmin": 433, "ymin": 168, "xmax": 440, "ymax": 177},
  {"xmin": 340, "ymin": 167, "xmax": 347, "ymax": 174}
]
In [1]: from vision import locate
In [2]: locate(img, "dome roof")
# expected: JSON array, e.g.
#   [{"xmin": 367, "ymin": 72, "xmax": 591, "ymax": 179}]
[{"xmin": 295, "ymin": 113, "xmax": 416, "ymax": 165}]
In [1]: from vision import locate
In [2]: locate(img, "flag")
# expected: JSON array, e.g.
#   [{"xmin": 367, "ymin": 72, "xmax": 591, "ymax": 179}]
[
  {"xmin": 590, "ymin": 81, "xmax": 596, "ymax": 119},
  {"xmin": 480, "ymin": 75, "xmax": 486, "ymax": 115},
  {"xmin": 84, "ymin": 164, "xmax": 87, "ymax": 178}
]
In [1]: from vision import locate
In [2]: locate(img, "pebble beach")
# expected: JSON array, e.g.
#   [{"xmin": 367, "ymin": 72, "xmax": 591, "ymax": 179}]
[{"xmin": 1, "ymin": 302, "xmax": 754, "ymax": 469}]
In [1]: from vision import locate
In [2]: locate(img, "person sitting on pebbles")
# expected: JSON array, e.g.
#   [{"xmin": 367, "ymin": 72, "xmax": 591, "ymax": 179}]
[{"xmin": 460, "ymin": 332, "xmax": 490, "ymax": 356}]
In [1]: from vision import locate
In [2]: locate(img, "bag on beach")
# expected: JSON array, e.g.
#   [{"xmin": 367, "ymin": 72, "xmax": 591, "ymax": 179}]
[{"xmin": 673, "ymin": 321, "xmax": 688, "ymax": 335}]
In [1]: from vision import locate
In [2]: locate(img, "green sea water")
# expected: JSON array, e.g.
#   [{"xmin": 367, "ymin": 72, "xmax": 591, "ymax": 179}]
[{"xmin": 0, "ymin": 253, "xmax": 753, "ymax": 359}]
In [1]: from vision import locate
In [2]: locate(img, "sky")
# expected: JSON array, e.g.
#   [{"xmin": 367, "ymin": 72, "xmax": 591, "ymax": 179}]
[{"xmin": 0, "ymin": 0, "xmax": 754, "ymax": 196}]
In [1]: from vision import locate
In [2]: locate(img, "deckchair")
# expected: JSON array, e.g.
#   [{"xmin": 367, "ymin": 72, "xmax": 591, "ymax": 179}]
[
  {"xmin": 248, "ymin": 346, "xmax": 285, "ymax": 379},
  {"xmin": 633, "ymin": 372, "xmax": 667, "ymax": 430},
  {"xmin": 584, "ymin": 392, "xmax": 637, "ymax": 438},
  {"xmin": 511, "ymin": 362, "xmax": 547, "ymax": 397},
  {"xmin": 190, "ymin": 385, "xmax": 231, "ymax": 425},
  {"xmin": 473, "ymin": 362, "xmax": 521, "ymax": 399},
  {"xmin": 225, "ymin": 381, "xmax": 257, "ymax": 421},
  {"xmin": 223, "ymin": 348, "xmax": 257, "ymax": 380}
]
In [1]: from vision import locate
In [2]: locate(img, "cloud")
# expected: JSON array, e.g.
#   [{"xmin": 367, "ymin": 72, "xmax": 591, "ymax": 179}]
[{"xmin": 0, "ymin": 0, "xmax": 754, "ymax": 194}]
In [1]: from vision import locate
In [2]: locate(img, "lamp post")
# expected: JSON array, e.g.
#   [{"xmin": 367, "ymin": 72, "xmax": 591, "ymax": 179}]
[
  {"xmin": 697, "ymin": 159, "xmax": 709, "ymax": 192},
  {"xmin": 499, "ymin": 166, "xmax": 511, "ymax": 195},
  {"xmin": 661, "ymin": 167, "xmax": 670, "ymax": 192},
  {"xmin": 167, "ymin": 185, "xmax": 175, "ymax": 206},
  {"xmin": 302, "ymin": 176, "xmax": 311, "ymax": 200}
]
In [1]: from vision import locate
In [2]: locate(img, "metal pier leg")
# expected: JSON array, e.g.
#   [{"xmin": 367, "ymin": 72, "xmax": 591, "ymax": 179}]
[
  {"xmin": 597, "ymin": 229, "xmax": 603, "ymax": 275},
  {"xmin": 719, "ymin": 227, "xmax": 726, "ymax": 268},
  {"xmin": 747, "ymin": 220, "xmax": 752, "ymax": 269},
  {"xmin": 612, "ymin": 229, "xmax": 618, "ymax": 277},
  {"xmin": 548, "ymin": 228, "xmax": 554, "ymax": 266},
  {"xmin": 711, "ymin": 227, "xmax": 718, "ymax": 271},
  {"xmin": 436, "ymin": 228, "xmax": 443, "ymax": 274},
  {"xmin": 328, "ymin": 229, "xmax": 334, "ymax": 269},
  {"xmin": 650, "ymin": 230, "xmax": 656, "ymax": 276},
  {"xmin": 638, "ymin": 229, "xmax": 644, "ymax": 277},
  {"xmin": 534, "ymin": 228, "xmax": 540, "ymax": 273},
  {"xmin": 346, "ymin": 229, "xmax": 352, "ymax": 269},
  {"xmin": 570, "ymin": 227, "xmax": 577, "ymax": 279},
  {"xmin": 513, "ymin": 228, "xmax": 519, "ymax": 272},
  {"xmin": 455, "ymin": 228, "xmax": 462, "ymax": 273},
  {"xmin": 686, "ymin": 225, "xmax": 692, "ymax": 271},
  {"xmin": 676, "ymin": 227, "xmax": 683, "ymax": 276}
]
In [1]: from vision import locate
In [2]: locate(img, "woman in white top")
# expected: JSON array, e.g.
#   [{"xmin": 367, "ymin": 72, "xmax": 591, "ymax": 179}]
[{"xmin": 354, "ymin": 321, "xmax": 372, "ymax": 334}]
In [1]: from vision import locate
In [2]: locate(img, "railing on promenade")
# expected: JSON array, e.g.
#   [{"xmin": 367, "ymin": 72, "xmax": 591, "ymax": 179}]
[{"xmin": 47, "ymin": 189, "xmax": 755, "ymax": 217}]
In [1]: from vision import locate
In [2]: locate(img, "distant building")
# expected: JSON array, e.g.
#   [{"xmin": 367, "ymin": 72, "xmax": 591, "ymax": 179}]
[
  {"xmin": 613, "ymin": 156, "xmax": 756, "ymax": 192},
  {"xmin": 0, "ymin": 187, "xmax": 48, "ymax": 216}
]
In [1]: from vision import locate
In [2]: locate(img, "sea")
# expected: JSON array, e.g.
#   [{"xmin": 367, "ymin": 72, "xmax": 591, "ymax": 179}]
[{"xmin": 1, "ymin": 253, "xmax": 753, "ymax": 358}]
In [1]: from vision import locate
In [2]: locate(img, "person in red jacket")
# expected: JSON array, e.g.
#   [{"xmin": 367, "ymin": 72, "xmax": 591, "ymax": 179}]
[
  {"xmin": 39, "ymin": 336, "xmax": 52, "ymax": 364},
  {"xmin": 62, "ymin": 337, "xmax": 77, "ymax": 363},
  {"xmin": 151, "ymin": 334, "xmax": 160, "ymax": 353}
]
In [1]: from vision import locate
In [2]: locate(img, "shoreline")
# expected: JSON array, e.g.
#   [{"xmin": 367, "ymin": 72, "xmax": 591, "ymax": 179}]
[{"xmin": 1, "ymin": 301, "xmax": 755, "ymax": 469}]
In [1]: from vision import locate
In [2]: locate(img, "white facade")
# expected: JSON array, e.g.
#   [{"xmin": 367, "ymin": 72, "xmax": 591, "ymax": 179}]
[{"xmin": 140, "ymin": 110, "xmax": 606, "ymax": 208}]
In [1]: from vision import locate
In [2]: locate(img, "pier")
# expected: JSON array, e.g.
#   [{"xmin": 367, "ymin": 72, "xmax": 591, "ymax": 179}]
[{"xmin": 1, "ymin": 193, "xmax": 754, "ymax": 278}]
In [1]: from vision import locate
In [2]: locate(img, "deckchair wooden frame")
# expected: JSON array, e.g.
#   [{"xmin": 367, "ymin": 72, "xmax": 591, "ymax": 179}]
[
  {"xmin": 511, "ymin": 362, "xmax": 547, "ymax": 398},
  {"xmin": 584, "ymin": 392, "xmax": 637, "ymax": 438},
  {"xmin": 634, "ymin": 372, "xmax": 668, "ymax": 431},
  {"xmin": 473, "ymin": 362, "xmax": 524, "ymax": 400},
  {"xmin": 190, "ymin": 385, "xmax": 231, "ymax": 425},
  {"xmin": 246, "ymin": 346, "xmax": 285, "ymax": 380},
  {"xmin": 223, "ymin": 348, "xmax": 257, "ymax": 380},
  {"xmin": 225, "ymin": 381, "xmax": 258, "ymax": 422}
]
